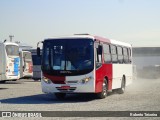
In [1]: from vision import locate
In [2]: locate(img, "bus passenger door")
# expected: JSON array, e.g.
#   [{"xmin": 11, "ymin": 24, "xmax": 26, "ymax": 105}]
[{"xmin": 95, "ymin": 42, "xmax": 104, "ymax": 93}]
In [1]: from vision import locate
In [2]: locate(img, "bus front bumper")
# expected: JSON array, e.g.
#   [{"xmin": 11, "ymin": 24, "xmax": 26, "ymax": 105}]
[{"xmin": 41, "ymin": 79, "xmax": 95, "ymax": 93}]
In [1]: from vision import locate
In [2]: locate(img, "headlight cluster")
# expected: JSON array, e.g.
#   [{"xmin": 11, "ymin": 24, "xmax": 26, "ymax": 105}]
[
  {"xmin": 42, "ymin": 76, "xmax": 92, "ymax": 84},
  {"xmin": 43, "ymin": 77, "xmax": 52, "ymax": 84},
  {"xmin": 81, "ymin": 77, "xmax": 92, "ymax": 84}
]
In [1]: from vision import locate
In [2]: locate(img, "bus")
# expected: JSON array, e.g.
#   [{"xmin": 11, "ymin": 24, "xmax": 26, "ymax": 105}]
[
  {"xmin": 31, "ymin": 49, "xmax": 42, "ymax": 80},
  {"xmin": 0, "ymin": 41, "xmax": 20, "ymax": 83},
  {"xmin": 19, "ymin": 51, "xmax": 33, "ymax": 79},
  {"xmin": 37, "ymin": 34, "xmax": 132, "ymax": 99}
]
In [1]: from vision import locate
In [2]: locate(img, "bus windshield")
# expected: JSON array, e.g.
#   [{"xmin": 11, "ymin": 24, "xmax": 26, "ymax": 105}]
[
  {"xmin": 6, "ymin": 45, "xmax": 19, "ymax": 56},
  {"xmin": 23, "ymin": 52, "xmax": 32, "ymax": 61},
  {"xmin": 42, "ymin": 38, "xmax": 94, "ymax": 76}
]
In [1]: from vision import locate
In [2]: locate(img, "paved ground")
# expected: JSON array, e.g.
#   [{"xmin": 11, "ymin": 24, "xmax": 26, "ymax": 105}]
[{"xmin": 0, "ymin": 78, "xmax": 160, "ymax": 119}]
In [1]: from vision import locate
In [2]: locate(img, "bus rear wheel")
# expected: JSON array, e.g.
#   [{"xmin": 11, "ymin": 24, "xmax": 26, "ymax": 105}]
[
  {"xmin": 55, "ymin": 93, "xmax": 66, "ymax": 99},
  {"xmin": 118, "ymin": 76, "xmax": 125, "ymax": 94},
  {"xmin": 97, "ymin": 79, "xmax": 108, "ymax": 99}
]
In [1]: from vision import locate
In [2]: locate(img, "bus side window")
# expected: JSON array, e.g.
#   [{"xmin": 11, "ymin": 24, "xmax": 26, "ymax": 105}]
[
  {"xmin": 128, "ymin": 48, "xmax": 132, "ymax": 63},
  {"xmin": 111, "ymin": 45, "xmax": 118, "ymax": 63},
  {"xmin": 95, "ymin": 43, "xmax": 102, "ymax": 68},
  {"xmin": 117, "ymin": 46, "xmax": 123, "ymax": 63},
  {"xmin": 123, "ymin": 47, "xmax": 129, "ymax": 63},
  {"xmin": 103, "ymin": 44, "xmax": 111, "ymax": 63}
]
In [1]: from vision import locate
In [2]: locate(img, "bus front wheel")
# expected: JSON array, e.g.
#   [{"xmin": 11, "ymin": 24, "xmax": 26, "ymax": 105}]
[
  {"xmin": 55, "ymin": 93, "xmax": 66, "ymax": 99},
  {"xmin": 97, "ymin": 79, "xmax": 108, "ymax": 99}
]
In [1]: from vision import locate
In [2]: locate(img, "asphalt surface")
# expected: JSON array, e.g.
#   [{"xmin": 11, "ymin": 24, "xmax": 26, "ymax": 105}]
[{"xmin": 0, "ymin": 78, "xmax": 160, "ymax": 120}]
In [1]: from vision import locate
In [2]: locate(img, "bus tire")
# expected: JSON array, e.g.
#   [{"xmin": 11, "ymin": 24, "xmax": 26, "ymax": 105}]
[
  {"xmin": 118, "ymin": 76, "xmax": 125, "ymax": 94},
  {"xmin": 97, "ymin": 79, "xmax": 108, "ymax": 99},
  {"xmin": 55, "ymin": 93, "xmax": 66, "ymax": 99}
]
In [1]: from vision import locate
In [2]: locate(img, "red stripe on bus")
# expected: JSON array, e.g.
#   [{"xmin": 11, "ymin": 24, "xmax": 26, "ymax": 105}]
[{"xmin": 43, "ymin": 73, "xmax": 66, "ymax": 84}]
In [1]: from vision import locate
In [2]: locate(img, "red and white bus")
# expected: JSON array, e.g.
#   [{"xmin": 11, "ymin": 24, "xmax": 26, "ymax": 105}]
[{"xmin": 37, "ymin": 34, "xmax": 132, "ymax": 99}]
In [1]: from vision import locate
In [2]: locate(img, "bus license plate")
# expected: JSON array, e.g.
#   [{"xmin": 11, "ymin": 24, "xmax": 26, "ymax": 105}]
[{"xmin": 60, "ymin": 86, "xmax": 70, "ymax": 90}]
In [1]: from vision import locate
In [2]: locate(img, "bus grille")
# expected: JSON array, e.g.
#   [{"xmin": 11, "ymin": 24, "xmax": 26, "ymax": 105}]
[
  {"xmin": 52, "ymin": 81, "xmax": 65, "ymax": 84},
  {"xmin": 56, "ymin": 87, "xmax": 76, "ymax": 92},
  {"xmin": 65, "ymin": 81, "xmax": 78, "ymax": 84}
]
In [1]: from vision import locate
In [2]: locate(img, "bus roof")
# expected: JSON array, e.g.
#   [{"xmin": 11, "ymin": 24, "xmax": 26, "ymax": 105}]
[
  {"xmin": 94, "ymin": 35, "xmax": 131, "ymax": 47},
  {"xmin": 0, "ymin": 41, "xmax": 19, "ymax": 46},
  {"xmin": 110, "ymin": 39, "xmax": 131, "ymax": 47},
  {"xmin": 44, "ymin": 34, "xmax": 131, "ymax": 47},
  {"xmin": 45, "ymin": 35, "xmax": 95, "ymax": 40}
]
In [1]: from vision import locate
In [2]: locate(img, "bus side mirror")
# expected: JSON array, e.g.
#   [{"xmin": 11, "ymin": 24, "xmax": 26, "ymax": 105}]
[
  {"xmin": 98, "ymin": 45, "xmax": 102, "ymax": 55},
  {"xmin": 37, "ymin": 47, "xmax": 41, "ymax": 56}
]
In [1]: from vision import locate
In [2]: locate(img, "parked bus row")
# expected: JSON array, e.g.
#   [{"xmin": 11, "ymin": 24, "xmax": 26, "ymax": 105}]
[
  {"xmin": 37, "ymin": 34, "xmax": 133, "ymax": 99},
  {"xmin": 0, "ymin": 41, "xmax": 34, "ymax": 83}
]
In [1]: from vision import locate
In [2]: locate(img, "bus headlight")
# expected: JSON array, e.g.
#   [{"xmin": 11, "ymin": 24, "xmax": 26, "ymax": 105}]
[
  {"xmin": 43, "ymin": 77, "xmax": 52, "ymax": 84},
  {"xmin": 81, "ymin": 77, "xmax": 92, "ymax": 84}
]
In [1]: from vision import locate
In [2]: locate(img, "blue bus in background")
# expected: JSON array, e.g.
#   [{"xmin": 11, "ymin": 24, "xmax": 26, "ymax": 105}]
[{"xmin": 29, "ymin": 49, "xmax": 42, "ymax": 80}]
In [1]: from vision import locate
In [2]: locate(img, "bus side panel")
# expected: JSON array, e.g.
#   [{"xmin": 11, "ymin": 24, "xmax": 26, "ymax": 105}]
[
  {"xmin": 14, "ymin": 57, "xmax": 20, "ymax": 76},
  {"xmin": 2, "ymin": 45, "xmax": 6, "ymax": 80},
  {"xmin": 95, "ymin": 64, "xmax": 112, "ymax": 93},
  {"xmin": 112, "ymin": 64, "xmax": 132, "ymax": 89},
  {"xmin": 0, "ymin": 44, "xmax": 5, "ymax": 80},
  {"xmin": 19, "ymin": 51, "xmax": 23, "ymax": 78}
]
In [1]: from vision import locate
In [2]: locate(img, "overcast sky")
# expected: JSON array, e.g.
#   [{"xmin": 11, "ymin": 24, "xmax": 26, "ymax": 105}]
[{"xmin": 0, "ymin": 0, "xmax": 160, "ymax": 48}]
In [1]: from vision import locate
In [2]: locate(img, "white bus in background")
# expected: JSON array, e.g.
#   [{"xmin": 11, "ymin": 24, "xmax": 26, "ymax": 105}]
[
  {"xmin": 19, "ymin": 51, "xmax": 33, "ymax": 79},
  {"xmin": 0, "ymin": 41, "xmax": 20, "ymax": 83},
  {"xmin": 29, "ymin": 49, "xmax": 41, "ymax": 80}
]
